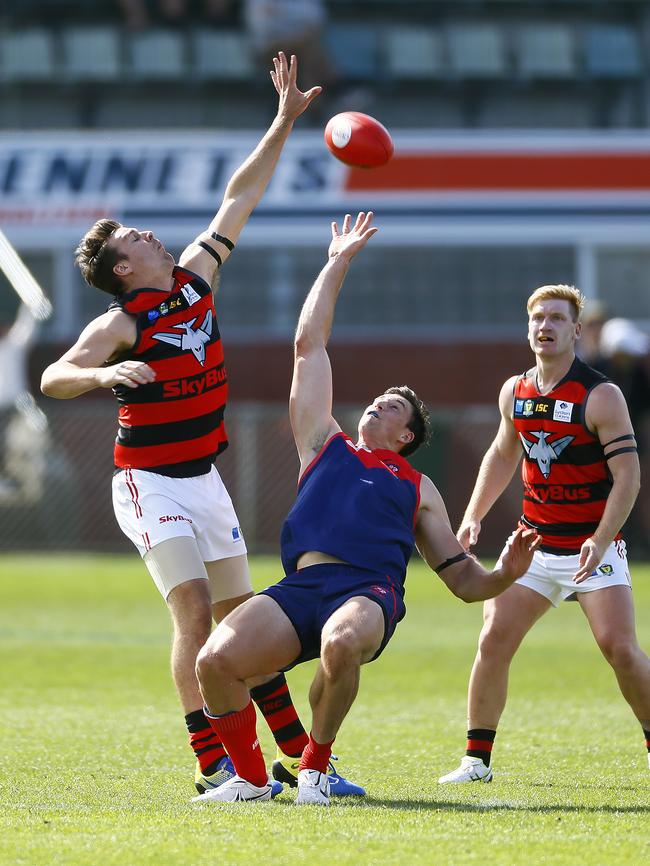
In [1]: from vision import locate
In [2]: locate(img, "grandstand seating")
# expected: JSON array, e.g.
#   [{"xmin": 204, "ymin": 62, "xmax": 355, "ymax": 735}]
[{"xmin": 0, "ymin": 3, "xmax": 647, "ymax": 128}]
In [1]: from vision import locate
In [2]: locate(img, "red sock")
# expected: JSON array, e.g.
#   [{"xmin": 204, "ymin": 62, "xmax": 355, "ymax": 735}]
[
  {"xmin": 299, "ymin": 732, "xmax": 334, "ymax": 774},
  {"xmin": 206, "ymin": 700, "xmax": 267, "ymax": 788}
]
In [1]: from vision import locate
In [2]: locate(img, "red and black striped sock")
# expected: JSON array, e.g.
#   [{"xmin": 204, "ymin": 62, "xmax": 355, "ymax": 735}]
[
  {"xmin": 466, "ymin": 728, "xmax": 496, "ymax": 767},
  {"xmin": 250, "ymin": 673, "xmax": 309, "ymax": 758},
  {"xmin": 185, "ymin": 709, "xmax": 227, "ymax": 776},
  {"xmin": 643, "ymin": 727, "xmax": 650, "ymax": 755}
]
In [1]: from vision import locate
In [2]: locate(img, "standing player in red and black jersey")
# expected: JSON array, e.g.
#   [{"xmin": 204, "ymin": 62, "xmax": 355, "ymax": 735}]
[
  {"xmin": 40, "ymin": 54, "xmax": 361, "ymax": 797},
  {"xmin": 439, "ymin": 284, "xmax": 650, "ymax": 785},
  {"xmin": 190, "ymin": 213, "xmax": 541, "ymax": 806}
]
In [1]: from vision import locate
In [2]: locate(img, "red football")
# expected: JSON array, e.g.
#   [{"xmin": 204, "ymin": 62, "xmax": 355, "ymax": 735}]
[{"xmin": 324, "ymin": 112, "xmax": 394, "ymax": 169}]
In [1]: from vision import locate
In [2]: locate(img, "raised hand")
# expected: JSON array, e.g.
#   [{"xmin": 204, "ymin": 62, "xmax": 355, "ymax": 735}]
[
  {"xmin": 270, "ymin": 52, "xmax": 321, "ymax": 122},
  {"xmin": 328, "ymin": 212, "xmax": 378, "ymax": 261}
]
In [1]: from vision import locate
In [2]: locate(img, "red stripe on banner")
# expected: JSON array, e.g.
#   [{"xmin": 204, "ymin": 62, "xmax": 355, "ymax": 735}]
[
  {"xmin": 467, "ymin": 739, "xmax": 494, "ymax": 752},
  {"xmin": 115, "ymin": 426, "xmax": 228, "ymax": 469},
  {"xmin": 346, "ymin": 153, "xmax": 650, "ymax": 192}
]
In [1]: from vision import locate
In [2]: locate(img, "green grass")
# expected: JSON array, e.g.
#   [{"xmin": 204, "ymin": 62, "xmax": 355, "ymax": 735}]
[{"xmin": 1, "ymin": 554, "xmax": 649, "ymax": 866}]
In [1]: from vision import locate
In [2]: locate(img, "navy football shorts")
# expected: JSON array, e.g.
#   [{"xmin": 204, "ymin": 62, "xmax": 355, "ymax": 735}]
[{"xmin": 259, "ymin": 562, "xmax": 406, "ymax": 671}]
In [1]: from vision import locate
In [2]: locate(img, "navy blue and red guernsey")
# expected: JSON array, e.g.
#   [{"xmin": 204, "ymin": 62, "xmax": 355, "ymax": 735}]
[
  {"xmin": 513, "ymin": 356, "xmax": 616, "ymax": 555},
  {"xmin": 280, "ymin": 433, "xmax": 422, "ymax": 585},
  {"xmin": 108, "ymin": 266, "xmax": 227, "ymax": 477}
]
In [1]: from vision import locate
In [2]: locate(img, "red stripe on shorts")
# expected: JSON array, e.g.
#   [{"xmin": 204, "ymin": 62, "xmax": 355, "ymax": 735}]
[{"xmin": 125, "ymin": 469, "xmax": 143, "ymax": 518}]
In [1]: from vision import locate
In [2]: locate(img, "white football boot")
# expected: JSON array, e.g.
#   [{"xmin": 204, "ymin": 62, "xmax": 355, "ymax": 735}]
[
  {"xmin": 438, "ymin": 756, "xmax": 493, "ymax": 784},
  {"xmin": 192, "ymin": 774, "xmax": 282, "ymax": 803},
  {"xmin": 296, "ymin": 769, "xmax": 331, "ymax": 805}
]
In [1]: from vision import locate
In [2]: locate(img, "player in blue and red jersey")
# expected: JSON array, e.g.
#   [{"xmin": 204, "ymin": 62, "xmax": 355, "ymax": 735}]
[
  {"xmin": 40, "ymin": 54, "xmax": 364, "ymax": 798},
  {"xmin": 192, "ymin": 212, "xmax": 541, "ymax": 805},
  {"xmin": 439, "ymin": 284, "xmax": 650, "ymax": 785}
]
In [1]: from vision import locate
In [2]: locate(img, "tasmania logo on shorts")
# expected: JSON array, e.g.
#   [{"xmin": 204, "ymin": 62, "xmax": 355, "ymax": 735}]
[{"xmin": 598, "ymin": 564, "xmax": 614, "ymax": 575}]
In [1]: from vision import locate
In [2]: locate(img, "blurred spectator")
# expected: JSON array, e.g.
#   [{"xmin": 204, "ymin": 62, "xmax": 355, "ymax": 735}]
[
  {"xmin": 243, "ymin": 0, "xmax": 367, "ymax": 120},
  {"xmin": 243, "ymin": 0, "xmax": 333, "ymax": 88},
  {"xmin": 594, "ymin": 318, "xmax": 650, "ymax": 556},
  {"xmin": 117, "ymin": 0, "xmax": 235, "ymax": 29},
  {"xmin": 577, "ymin": 298, "xmax": 608, "ymax": 365}
]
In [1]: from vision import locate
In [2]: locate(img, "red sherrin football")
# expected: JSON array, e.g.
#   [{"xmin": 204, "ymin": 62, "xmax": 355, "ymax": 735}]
[{"xmin": 324, "ymin": 112, "xmax": 394, "ymax": 169}]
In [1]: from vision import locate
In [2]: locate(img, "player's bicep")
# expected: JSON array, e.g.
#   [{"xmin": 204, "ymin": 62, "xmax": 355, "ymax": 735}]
[
  {"xmin": 415, "ymin": 478, "xmax": 465, "ymax": 569},
  {"xmin": 289, "ymin": 349, "xmax": 340, "ymax": 459},
  {"xmin": 59, "ymin": 314, "xmax": 132, "ymax": 368}
]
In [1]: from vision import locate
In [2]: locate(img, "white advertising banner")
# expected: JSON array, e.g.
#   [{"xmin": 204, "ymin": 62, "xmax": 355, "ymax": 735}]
[{"xmin": 2, "ymin": 130, "xmax": 650, "ymax": 246}]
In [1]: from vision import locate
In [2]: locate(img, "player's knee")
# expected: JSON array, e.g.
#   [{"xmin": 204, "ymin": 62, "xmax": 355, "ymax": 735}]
[
  {"xmin": 320, "ymin": 629, "xmax": 362, "ymax": 676},
  {"xmin": 477, "ymin": 620, "xmax": 515, "ymax": 660},
  {"xmin": 172, "ymin": 605, "xmax": 213, "ymax": 645},
  {"xmin": 195, "ymin": 637, "xmax": 235, "ymax": 687},
  {"xmin": 598, "ymin": 634, "xmax": 639, "ymax": 671}
]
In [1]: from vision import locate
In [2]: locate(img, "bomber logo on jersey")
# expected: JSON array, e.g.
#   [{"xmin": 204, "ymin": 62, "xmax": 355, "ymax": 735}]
[
  {"xmin": 151, "ymin": 309, "xmax": 213, "ymax": 366},
  {"xmin": 553, "ymin": 400, "xmax": 574, "ymax": 423},
  {"xmin": 519, "ymin": 430, "xmax": 574, "ymax": 478},
  {"xmin": 385, "ymin": 462, "xmax": 400, "ymax": 474}
]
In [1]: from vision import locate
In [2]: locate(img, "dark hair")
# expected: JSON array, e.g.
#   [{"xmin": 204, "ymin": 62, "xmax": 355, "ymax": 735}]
[
  {"xmin": 386, "ymin": 385, "xmax": 431, "ymax": 457},
  {"xmin": 74, "ymin": 219, "xmax": 124, "ymax": 296}
]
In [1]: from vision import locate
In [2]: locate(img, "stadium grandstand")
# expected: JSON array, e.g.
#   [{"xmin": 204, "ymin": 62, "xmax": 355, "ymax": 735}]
[{"xmin": 1, "ymin": 0, "xmax": 649, "ymax": 557}]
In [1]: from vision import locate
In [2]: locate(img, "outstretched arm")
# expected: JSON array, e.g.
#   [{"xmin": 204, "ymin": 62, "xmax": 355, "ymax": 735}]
[
  {"xmin": 290, "ymin": 212, "xmax": 378, "ymax": 470},
  {"xmin": 416, "ymin": 475, "xmax": 540, "ymax": 602},
  {"xmin": 457, "ymin": 376, "xmax": 522, "ymax": 550},
  {"xmin": 179, "ymin": 53, "xmax": 321, "ymax": 286}
]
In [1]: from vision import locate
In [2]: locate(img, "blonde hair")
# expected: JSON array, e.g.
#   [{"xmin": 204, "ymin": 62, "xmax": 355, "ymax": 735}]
[{"xmin": 526, "ymin": 284, "xmax": 586, "ymax": 322}]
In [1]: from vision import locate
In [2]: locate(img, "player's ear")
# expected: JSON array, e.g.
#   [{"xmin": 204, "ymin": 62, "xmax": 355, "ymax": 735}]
[
  {"xmin": 113, "ymin": 260, "xmax": 131, "ymax": 277},
  {"xmin": 400, "ymin": 429, "xmax": 415, "ymax": 446}
]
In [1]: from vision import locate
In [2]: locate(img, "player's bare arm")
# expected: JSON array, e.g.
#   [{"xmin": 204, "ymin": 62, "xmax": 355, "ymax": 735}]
[
  {"xmin": 290, "ymin": 212, "xmax": 378, "ymax": 471},
  {"xmin": 179, "ymin": 53, "xmax": 321, "ymax": 287},
  {"xmin": 574, "ymin": 381, "xmax": 641, "ymax": 582},
  {"xmin": 457, "ymin": 375, "xmax": 522, "ymax": 550},
  {"xmin": 416, "ymin": 474, "xmax": 540, "ymax": 602},
  {"xmin": 41, "ymin": 311, "xmax": 154, "ymax": 399}
]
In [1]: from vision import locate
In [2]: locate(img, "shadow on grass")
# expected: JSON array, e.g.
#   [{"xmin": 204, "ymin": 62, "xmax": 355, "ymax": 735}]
[{"xmin": 356, "ymin": 798, "xmax": 650, "ymax": 814}]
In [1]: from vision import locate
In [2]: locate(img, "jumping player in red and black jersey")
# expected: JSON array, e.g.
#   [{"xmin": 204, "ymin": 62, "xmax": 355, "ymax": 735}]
[
  {"xmin": 439, "ymin": 284, "xmax": 650, "ymax": 785},
  {"xmin": 192, "ymin": 212, "xmax": 541, "ymax": 805},
  {"xmin": 40, "ymin": 54, "xmax": 367, "ymax": 798}
]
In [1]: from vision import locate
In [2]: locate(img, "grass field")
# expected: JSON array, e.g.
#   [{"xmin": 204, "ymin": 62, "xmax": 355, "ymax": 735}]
[{"xmin": 1, "ymin": 554, "xmax": 649, "ymax": 866}]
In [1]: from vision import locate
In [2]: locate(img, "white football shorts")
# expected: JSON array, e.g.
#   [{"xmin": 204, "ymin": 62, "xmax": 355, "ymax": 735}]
[
  {"xmin": 112, "ymin": 466, "xmax": 247, "ymax": 561},
  {"xmin": 497, "ymin": 537, "xmax": 631, "ymax": 607}
]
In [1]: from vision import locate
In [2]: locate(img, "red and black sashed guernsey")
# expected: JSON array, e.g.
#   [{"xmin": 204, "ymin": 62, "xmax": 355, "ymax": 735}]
[
  {"xmin": 513, "ymin": 357, "xmax": 618, "ymax": 555},
  {"xmin": 108, "ymin": 266, "xmax": 228, "ymax": 477}
]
